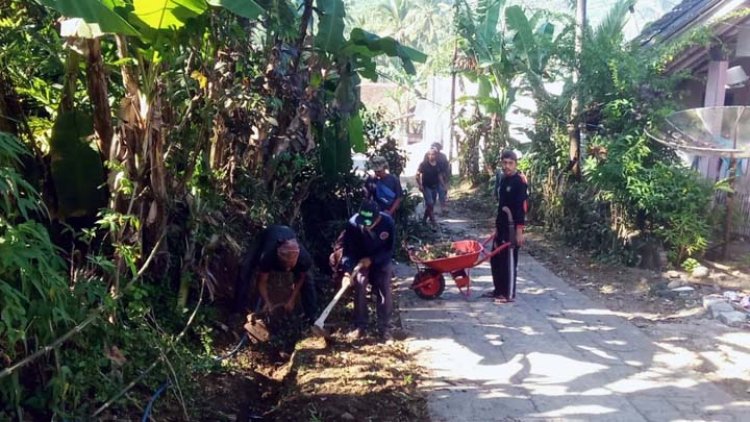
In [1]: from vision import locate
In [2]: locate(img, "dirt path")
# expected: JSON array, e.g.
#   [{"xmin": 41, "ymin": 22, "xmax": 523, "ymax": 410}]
[{"xmin": 398, "ymin": 194, "xmax": 750, "ymax": 421}]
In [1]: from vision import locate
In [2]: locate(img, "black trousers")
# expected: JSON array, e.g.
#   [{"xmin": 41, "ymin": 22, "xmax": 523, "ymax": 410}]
[{"xmin": 490, "ymin": 228, "xmax": 519, "ymax": 299}]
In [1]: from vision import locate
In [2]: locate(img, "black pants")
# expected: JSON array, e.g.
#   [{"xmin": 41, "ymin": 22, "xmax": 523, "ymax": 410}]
[
  {"xmin": 353, "ymin": 263, "xmax": 393, "ymax": 332},
  {"xmin": 490, "ymin": 230, "xmax": 519, "ymax": 299}
]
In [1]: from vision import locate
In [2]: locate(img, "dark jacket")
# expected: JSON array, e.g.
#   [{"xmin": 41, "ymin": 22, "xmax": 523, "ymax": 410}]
[
  {"xmin": 341, "ymin": 213, "xmax": 395, "ymax": 273},
  {"xmin": 495, "ymin": 172, "xmax": 528, "ymax": 228}
]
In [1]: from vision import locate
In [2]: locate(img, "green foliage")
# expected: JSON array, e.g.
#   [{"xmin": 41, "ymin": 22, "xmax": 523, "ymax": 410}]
[
  {"xmin": 207, "ymin": 0, "xmax": 265, "ymax": 19},
  {"xmin": 48, "ymin": 111, "xmax": 107, "ymax": 219},
  {"xmin": 37, "ymin": 0, "xmax": 141, "ymax": 36},
  {"xmin": 316, "ymin": 0, "xmax": 347, "ymax": 53},
  {"xmin": 3, "ymin": 0, "xmax": 426, "ymax": 418},
  {"xmin": 0, "ymin": 134, "xmax": 68, "ymax": 348},
  {"xmin": 681, "ymin": 257, "xmax": 700, "ymax": 273},
  {"xmin": 522, "ymin": 0, "xmax": 718, "ymax": 267},
  {"xmin": 363, "ymin": 110, "xmax": 407, "ymax": 177},
  {"xmin": 584, "ymin": 132, "xmax": 712, "ymax": 263}
]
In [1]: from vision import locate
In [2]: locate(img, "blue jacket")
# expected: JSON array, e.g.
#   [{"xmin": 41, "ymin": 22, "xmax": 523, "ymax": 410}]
[{"xmin": 341, "ymin": 212, "xmax": 395, "ymax": 273}]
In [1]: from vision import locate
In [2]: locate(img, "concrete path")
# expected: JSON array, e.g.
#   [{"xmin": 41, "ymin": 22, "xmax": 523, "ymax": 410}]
[{"xmin": 399, "ymin": 231, "xmax": 750, "ymax": 421}]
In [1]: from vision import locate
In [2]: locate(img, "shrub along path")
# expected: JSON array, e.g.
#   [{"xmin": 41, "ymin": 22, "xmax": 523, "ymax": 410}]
[{"xmin": 398, "ymin": 204, "xmax": 750, "ymax": 421}]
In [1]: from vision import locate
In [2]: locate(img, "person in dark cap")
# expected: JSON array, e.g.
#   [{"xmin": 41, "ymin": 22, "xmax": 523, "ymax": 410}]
[
  {"xmin": 234, "ymin": 225, "xmax": 317, "ymax": 323},
  {"xmin": 340, "ymin": 200, "xmax": 396, "ymax": 342},
  {"xmin": 364, "ymin": 155, "xmax": 403, "ymax": 215}
]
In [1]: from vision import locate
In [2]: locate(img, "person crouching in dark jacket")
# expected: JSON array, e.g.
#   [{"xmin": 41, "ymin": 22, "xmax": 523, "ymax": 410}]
[{"xmin": 233, "ymin": 225, "xmax": 317, "ymax": 323}]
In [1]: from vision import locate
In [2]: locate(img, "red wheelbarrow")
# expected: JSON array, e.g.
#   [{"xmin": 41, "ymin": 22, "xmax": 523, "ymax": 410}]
[{"xmin": 407, "ymin": 235, "xmax": 512, "ymax": 300}]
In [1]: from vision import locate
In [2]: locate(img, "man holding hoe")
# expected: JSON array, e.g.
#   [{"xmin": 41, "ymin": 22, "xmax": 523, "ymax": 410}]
[{"xmin": 340, "ymin": 200, "xmax": 396, "ymax": 342}]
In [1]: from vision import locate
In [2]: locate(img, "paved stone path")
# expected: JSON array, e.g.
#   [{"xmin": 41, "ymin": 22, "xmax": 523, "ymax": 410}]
[{"xmin": 399, "ymin": 228, "xmax": 750, "ymax": 421}]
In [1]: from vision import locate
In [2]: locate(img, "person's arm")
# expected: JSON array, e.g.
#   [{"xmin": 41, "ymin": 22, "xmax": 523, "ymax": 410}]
[
  {"xmin": 284, "ymin": 272, "xmax": 306, "ymax": 313},
  {"xmin": 416, "ymin": 168, "xmax": 424, "ymax": 191},
  {"xmin": 439, "ymin": 173, "xmax": 447, "ymax": 190},
  {"xmin": 340, "ymin": 224, "xmax": 358, "ymax": 274},
  {"xmin": 388, "ymin": 197, "xmax": 402, "ymax": 215},
  {"xmin": 257, "ymin": 272, "xmax": 273, "ymax": 311},
  {"xmin": 371, "ymin": 222, "xmax": 395, "ymax": 267},
  {"xmin": 494, "ymin": 171, "xmax": 501, "ymax": 201},
  {"xmin": 388, "ymin": 177, "xmax": 403, "ymax": 214},
  {"xmin": 511, "ymin": 177, "xmax": 528, "ymax": 247}
]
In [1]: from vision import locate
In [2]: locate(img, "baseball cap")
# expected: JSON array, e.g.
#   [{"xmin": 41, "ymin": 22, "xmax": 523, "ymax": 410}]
[{"xmin": 355, "ymin": 200, "xmax": 379, "ymax": 227}]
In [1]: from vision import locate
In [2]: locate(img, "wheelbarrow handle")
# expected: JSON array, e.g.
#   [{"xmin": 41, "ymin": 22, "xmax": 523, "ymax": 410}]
[{"xmin": 476, "ymin": 240, "xmax": 511, "ymax": 265}]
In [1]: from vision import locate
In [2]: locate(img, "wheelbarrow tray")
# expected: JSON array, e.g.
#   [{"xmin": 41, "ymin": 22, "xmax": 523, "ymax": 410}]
[{"xmin": 413, "ymin": 240, "xmax": 483, "ymax": 273}]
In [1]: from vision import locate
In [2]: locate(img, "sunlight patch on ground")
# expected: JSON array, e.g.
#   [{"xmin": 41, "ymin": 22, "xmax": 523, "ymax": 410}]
[
  {"xmin": 536, "ymin": 404, "xmax": 618, "ymax": 417},
  {"xmin": 606, "ymin": 371, "xmax": 700, "ymax": 394},
  {"xmin": 576, "ymin": 345, "xmax": 619, "ymax": 361}
]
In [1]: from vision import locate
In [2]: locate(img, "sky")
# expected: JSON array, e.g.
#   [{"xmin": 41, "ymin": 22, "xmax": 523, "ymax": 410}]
[{"xmin": 513, "ymin": 0, "xmax": 684, "ymax": 40}]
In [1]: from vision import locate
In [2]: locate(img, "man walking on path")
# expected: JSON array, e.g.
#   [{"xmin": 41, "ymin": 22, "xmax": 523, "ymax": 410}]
[
  {"xmin": 365, "ymin": 155, "xmax": 403, "ymax": 216},
  {"xmin": 484, "ymin": 150, "xmax": 528, "ymax": 303},
  {"xmin": 430, "ymin": 142, "xmax": 450, "ymax": 212},
  {"xmin": 417, "ymin": 147, "xmax": 448, "ymax": 225},
  {"xmin": 340, "ymin": 200, "xmax": 396, "ymax": 341},
  {"xmin": 234, "ymin": 225, "xmax": 317, "ymax": 323}
]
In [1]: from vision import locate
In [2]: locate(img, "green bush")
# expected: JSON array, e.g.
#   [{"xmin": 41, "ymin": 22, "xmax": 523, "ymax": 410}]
[{"xmin": 584, "ymin": 132, "xmax": 712, "ymax": 263}]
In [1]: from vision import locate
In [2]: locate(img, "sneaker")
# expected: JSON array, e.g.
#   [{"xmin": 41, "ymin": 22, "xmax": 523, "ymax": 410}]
[{"xmin": 346, "ymin": 328, "xmax": 365, "ymax": 341}]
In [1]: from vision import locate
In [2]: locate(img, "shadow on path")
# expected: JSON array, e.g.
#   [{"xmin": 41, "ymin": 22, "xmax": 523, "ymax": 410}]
[{"xmin": 398, "ymin": 216, "xmax": 750, "ymax": 421}]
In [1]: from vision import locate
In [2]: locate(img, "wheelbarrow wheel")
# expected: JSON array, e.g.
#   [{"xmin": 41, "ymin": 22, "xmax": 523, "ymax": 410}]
[{"xmin": 413, "ymin": 270, "xmax": 445, "ymax": 300}]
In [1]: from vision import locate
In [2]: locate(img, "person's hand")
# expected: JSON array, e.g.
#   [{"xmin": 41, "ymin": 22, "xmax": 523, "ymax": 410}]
[
  {"xmin": 342, "ymin": 273, "xmax": 352, "ymax": 287},
  {"xmin": 358, "ymin": 257, "xmax": 372, "ymax": 269},
  {"xmin": 515, "ymin": 230, "xmax": 525, "ymax": 247},
  {"xmin": 262, "ymin": 301, "xmax": 275, "ymax": 314},
  {"xmin": 418, "ymin": 185, "xmax": 424, "ymax": 192}
]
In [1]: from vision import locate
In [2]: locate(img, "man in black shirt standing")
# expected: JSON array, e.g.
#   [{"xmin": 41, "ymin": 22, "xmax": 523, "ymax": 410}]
[
  {"xmin": 483, "ymin": 150, "xmax": 528, "ymax": 303},
  {"xmin": 234, "ymin": 225, "xmax": 317, "ymax": 323},
  {"xmin": 340, "ymin": 200, "xmax": 396, "ymax": 342}
]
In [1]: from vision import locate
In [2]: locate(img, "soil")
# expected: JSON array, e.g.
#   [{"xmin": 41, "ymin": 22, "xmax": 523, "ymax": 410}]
[{"xmin": 147, "ymin": 262, "xmax": 430, "ymax": 421}]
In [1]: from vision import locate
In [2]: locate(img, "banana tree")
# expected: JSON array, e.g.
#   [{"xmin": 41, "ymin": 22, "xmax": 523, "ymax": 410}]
[
  {"xmin": 312, "ymin": 0, "xmax": 426, "ymax": 178},
  {"xmin": 454, "ymin": 0, "xmax": 515, "ymax": 177},
  {"xmin": 37, "ymin": 0, "xmax": 267, "ymax": 300},
  {"xmin": 455, "ymin": 0, "xmax": 571, "ymax": 175}
]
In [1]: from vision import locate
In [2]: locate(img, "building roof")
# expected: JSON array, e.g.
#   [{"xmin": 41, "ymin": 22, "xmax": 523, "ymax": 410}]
[{"xmin": 637, "ymin": 0, "xmax": 724, "ymax": 46}]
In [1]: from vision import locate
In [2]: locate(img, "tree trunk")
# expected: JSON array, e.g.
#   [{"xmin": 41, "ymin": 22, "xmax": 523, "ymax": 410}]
[
  {"xmin": 568, "ymin": 0, "xmax": 586, "ymax": 179},
  {"xmin": 292, "ymin": 0, "xmax": 314, "ymax": 73},
  {"xmin": 0, "ymin": 74, "xmax": 18, "ymax": 135},
  {"xmin": 85, "ymin": 38, "xmax": 113, "ymax": 162}
]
